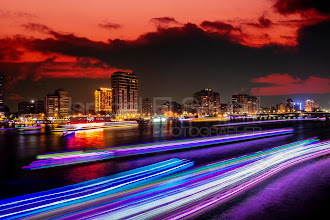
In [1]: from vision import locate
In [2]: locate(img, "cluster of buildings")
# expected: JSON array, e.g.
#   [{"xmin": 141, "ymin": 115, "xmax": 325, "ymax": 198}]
[
  {"xmin": 17, "ymin": 89, "xmax": 69, "ymax": 119},
  {"xmin": 94, "ymin": 71, "xmax": 139, "ymax": 117},
  {"xmin": 0, "ymin": 71, "xmax": 327, "ymax": 122},
  {"xmin": 261, "ymin": 98, "xmax": 321, "ymax": 114}
]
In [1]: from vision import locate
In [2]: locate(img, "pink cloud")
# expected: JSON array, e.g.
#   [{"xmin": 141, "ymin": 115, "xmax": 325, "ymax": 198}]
[{"xmin": 250, "ymin": 73, "xmax": 330, "ymax": 96}]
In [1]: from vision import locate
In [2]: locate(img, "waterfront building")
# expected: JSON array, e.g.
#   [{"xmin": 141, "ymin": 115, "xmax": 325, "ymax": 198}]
[
  {"xmin": 141, "ymin": 98, "xmax": 153, "ymax": 116},
  {"xmin": 45, "ymin": 89, "xmax": 69, "ymax": 117},
  {"xmin": 193, "ymin": 88, "xmax": 220, "ymax": 116},
  {"xmin": 18, "ymin": 100, "xmax": 44, "ymax": 115},
  {"xmin": 232, "ymin": 94, "xmax": 248, "ymax": 114},
  {"xmin": 55, "ymin": 89, "xmax": 69, "ymax": 116},
  {"xmin": 45, "ymin": 94, "xmax": 59, "ymax": 117},
  {"xmin": 248, "ymin": 96, "xmax": 260, "ymax": 114},
  {"xmin": 94, "ymin": 88, "xmax": 112, "ymax": 114},
  {"xmin": 293, "ymin": 102, "xmax": 302, "ymax": 111},
  {"xmin": 220, "ymin": 103, "xmax": 231, "ymax": 115},
  {"xmin": 286, "ymin": 98, "xmax": 293, "ymax": 112},
  {"xmin": 232, "ymin": 94, "xmax": 259, "ymax": 114},
  {"xmin": 276, "ymin": 103, "xmax": 286, "ymax": 113},
  {"xmin": 305, "ymin": 100, "xmax": 320, "ymax": 112},
  {"xmin": 111, "ymin": 72, "xmax": 138, "ymax": 115}
]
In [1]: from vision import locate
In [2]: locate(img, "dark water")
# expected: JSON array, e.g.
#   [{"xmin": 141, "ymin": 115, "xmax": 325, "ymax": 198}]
[{"xmin": 0, "ymin": 120, "xmax": 329, "ymax": 219}]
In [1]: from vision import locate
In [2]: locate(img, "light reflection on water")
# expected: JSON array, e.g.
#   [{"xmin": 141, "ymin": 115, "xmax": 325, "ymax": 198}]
[{"xmin": 66, "ymin": 129, "xmax": 105, "ymax": 150}]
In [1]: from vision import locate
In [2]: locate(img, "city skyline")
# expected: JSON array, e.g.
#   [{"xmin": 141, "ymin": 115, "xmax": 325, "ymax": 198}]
[{"xmin": 1, "ymin": 0, "xmax": 329, "ymax": 111}]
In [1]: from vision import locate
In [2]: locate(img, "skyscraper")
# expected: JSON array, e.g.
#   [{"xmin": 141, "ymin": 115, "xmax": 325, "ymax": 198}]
[
  {"xmin": 45, "ymin": 89, "xmax": 69, "ymax": 117},
  {"xmin": 55, "ymin": 89, "xmax": 69, "ymax": 116},
  {"xmin": 111, "ymin": 72, "xmax": 138, "ymax": 115},
  {"xmin": 94, "ymin": 88, "xmax": 112, "ymax": 114},
  {"xmin": 286, "ymin": 98, "xmax": 293, "ymax": 112},
  {"xmin": 45, "ymin": 94, "xmax": 59, "ymax": 117}
]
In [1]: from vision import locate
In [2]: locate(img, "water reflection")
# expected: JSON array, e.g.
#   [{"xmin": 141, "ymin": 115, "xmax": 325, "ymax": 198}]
[{"xmin": 66, "ymin": 129, "xmax": 105, "ymax": 150}]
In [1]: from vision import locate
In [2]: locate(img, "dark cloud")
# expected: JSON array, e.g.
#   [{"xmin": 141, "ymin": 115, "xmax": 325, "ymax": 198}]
[
  {"xmin": 274, "ymin": 0, "xmax": 330, "ymax": 15},
  {"xmin": 200, "ymin": 21, "xmax": 241, "ymax": 33},
  {"xmin": 245, "ymin": 15, "xmax": 272, "ymax": 28},
  {"xmin": 98, "ymin": 22, "xmax": 121, "ymax": 30},
  {"xmin": 150, "ymin": 17, "xmax": 180, "ymax": 27},
  {"xmin": 0, "ymin": 39, "xmax": 24, "ymax": 61},
  {"xmin": 21, "ymin": 23, "xmax": 56, "ymax": 35},
  {"xmin": 1, "ymin": 20, "xmax": 330, "ymax": 110}
]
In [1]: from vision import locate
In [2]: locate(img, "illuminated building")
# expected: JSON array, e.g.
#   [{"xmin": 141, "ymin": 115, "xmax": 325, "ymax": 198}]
[
  {"xmin": 158, "ymin": 101, "xmax": 182, "ymax": 115},
  {"xmin": 56, "ymin": 89, "xmax": 69, "ymax": 116},
  {"xmin": 232, "ymin": 94, "xmax": 258, "ymax": 114},
  {"xmin": 141, "ymin": 98, "xmax": 153, "ymax": 116},
  {"xmin": 183, "ymin": 102, "xmax": 198, "ymax": 115},
  {"xmin": 111, "ymin": 72, "xmax": 138, "ymax": 115},
  {"xmin": 286, "ymin": 98, "xmax": 293, "ymax": 112},
  {"xmin": 293, "ymin": 102, "xmax": 302, "ymax": 111},
  {"xmin": 220, "ymin": 103, "xmax": 231, "ymax": 115},
  {"xmin": 18, "ymin": 101, "xmax": 44, "ymax": 115},
  {"xmin": 193, "ymin": 88, "xmax": 220, "ymax": 116},
  {"xmin": 94, "ymin": 88, "xmax": 112, "ymax": 114},
  {"xmin": 248, "ymin": 96, "xmax": 260, "ymax": 114},
  {"xmin": 276, "ymin": 103, "xmax": 286, "ymax": 113},
  {"xmin": 45, "ymin": 94, "xmax": 59, "ymax": 117},
  {"xmin": 0, "ymin": 72, "xmax": 3, "ymax": 106},
  {"xmin": 305, "ymin": 99, "xmax": 320, "ymax": 112}
]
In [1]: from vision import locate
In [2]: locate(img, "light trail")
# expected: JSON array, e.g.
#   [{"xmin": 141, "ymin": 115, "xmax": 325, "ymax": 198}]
[
  {"xmin": 0, "ymin": 159, "xmax": 193, "ymax": 220},
  {"xmin": 2, "ymin": 139, "xmax": 330, "ymax": 219},
  {"xmin": 23, "ymin": 128, "xmax": 293, "ymax": 170},
  {"xmin": 214, "ymin": 118, "xmax": 325, "ymax": 127}
]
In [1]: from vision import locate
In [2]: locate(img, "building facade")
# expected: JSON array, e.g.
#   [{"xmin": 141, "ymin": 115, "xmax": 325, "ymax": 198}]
[
  {"xmin": 193, "ymin": 88, "xmax": 220, "ymax": 116},
  {"xmin": 45, "ymin": 94, "xmax": 59, "ymax": 117},
  {"xmin": 141, "ymin": 98, "xmax": 153, "ymax": 116},
  {"xmin": 18, "ymin": 101, "xmax": 44, "ymax": 115},
  {"xmin": 45, "ymin": 89, "xmax": 69, "ymax": 117},
  {"xmin": 55, "ymin": 89, "xmax": 69, "ymax": 116},
  {"xmin": 305, "ymin": 100, "xmax": 319, "ymax": 112},
  {"xmin": 232, "ymin": 94, "xmax": 259, "ymax": 114},
  {"xmin": 111, "ymin": 72, "xmax": 138, "ymax": 115},
  {"xmin": 94, "ymin": 88, "xmax": 112, "ymax": 114}
]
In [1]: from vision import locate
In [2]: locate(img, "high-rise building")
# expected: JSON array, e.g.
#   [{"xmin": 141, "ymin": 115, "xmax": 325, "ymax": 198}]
[
  {"xmin": 45, "ymin": 94, "xmax": 59, "ymax": 117},
  {"xmin": 305, "ymin": 100, "xmax": 319, "ymax": 112},
  {"xmin": 286, "ymin": 98, "xmax": 293, "ymax": 112},
  {"xmin": 293, "ymin": 102, "xmax": 302, "ymax": 111},
  {"xmin": 55, "ymin": 89, "xmax": 69, "ymax": 116},
  {"xmin": 248, "ymin": 96, "xmax": 260, "ymax": 114},
  {"xmin": 111, "ymin": 72, "xmax": 138, "ymax": 115},
  {"xmin": 193, "ymin": 88, "xmax": 220, "ymax": 116},
  {"xmin": 141, "ymin": 98, "xmax": 153, "ymax": 116},
  {"xmin": 232, "ymin": 94, "xmax": 249, "ymax": 114},
  {"xmin": 94, "ymin": 88, "xmax": 112, "ymax": 114},
  {"xmin": 0, "ymin": 72, "xmax": 3, "ymax": 106},
  {"xmin": 18, "ymin": 101, "xmax": 44, "ymax": 115}
]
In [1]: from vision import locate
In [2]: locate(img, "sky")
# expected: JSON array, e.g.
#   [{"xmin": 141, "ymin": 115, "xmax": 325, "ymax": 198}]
[{"xmin": 1, "ymin": 0, "xmax": 330, "ymax": 111}]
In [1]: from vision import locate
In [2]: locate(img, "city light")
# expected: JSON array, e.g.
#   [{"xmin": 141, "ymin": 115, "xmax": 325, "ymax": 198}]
[
  {"xmin": 4, "ymin": 139, "xmax": 330, "ymax": 219},
  {"xmin": 23, "ymin": 128, "xmax": 293, "ymax": 169}
]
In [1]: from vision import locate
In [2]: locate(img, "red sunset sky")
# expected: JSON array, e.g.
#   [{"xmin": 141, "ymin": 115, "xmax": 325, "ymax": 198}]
[{"xmin": 1, "ymin": 0, "xmax": 329, "ymax": 109}]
